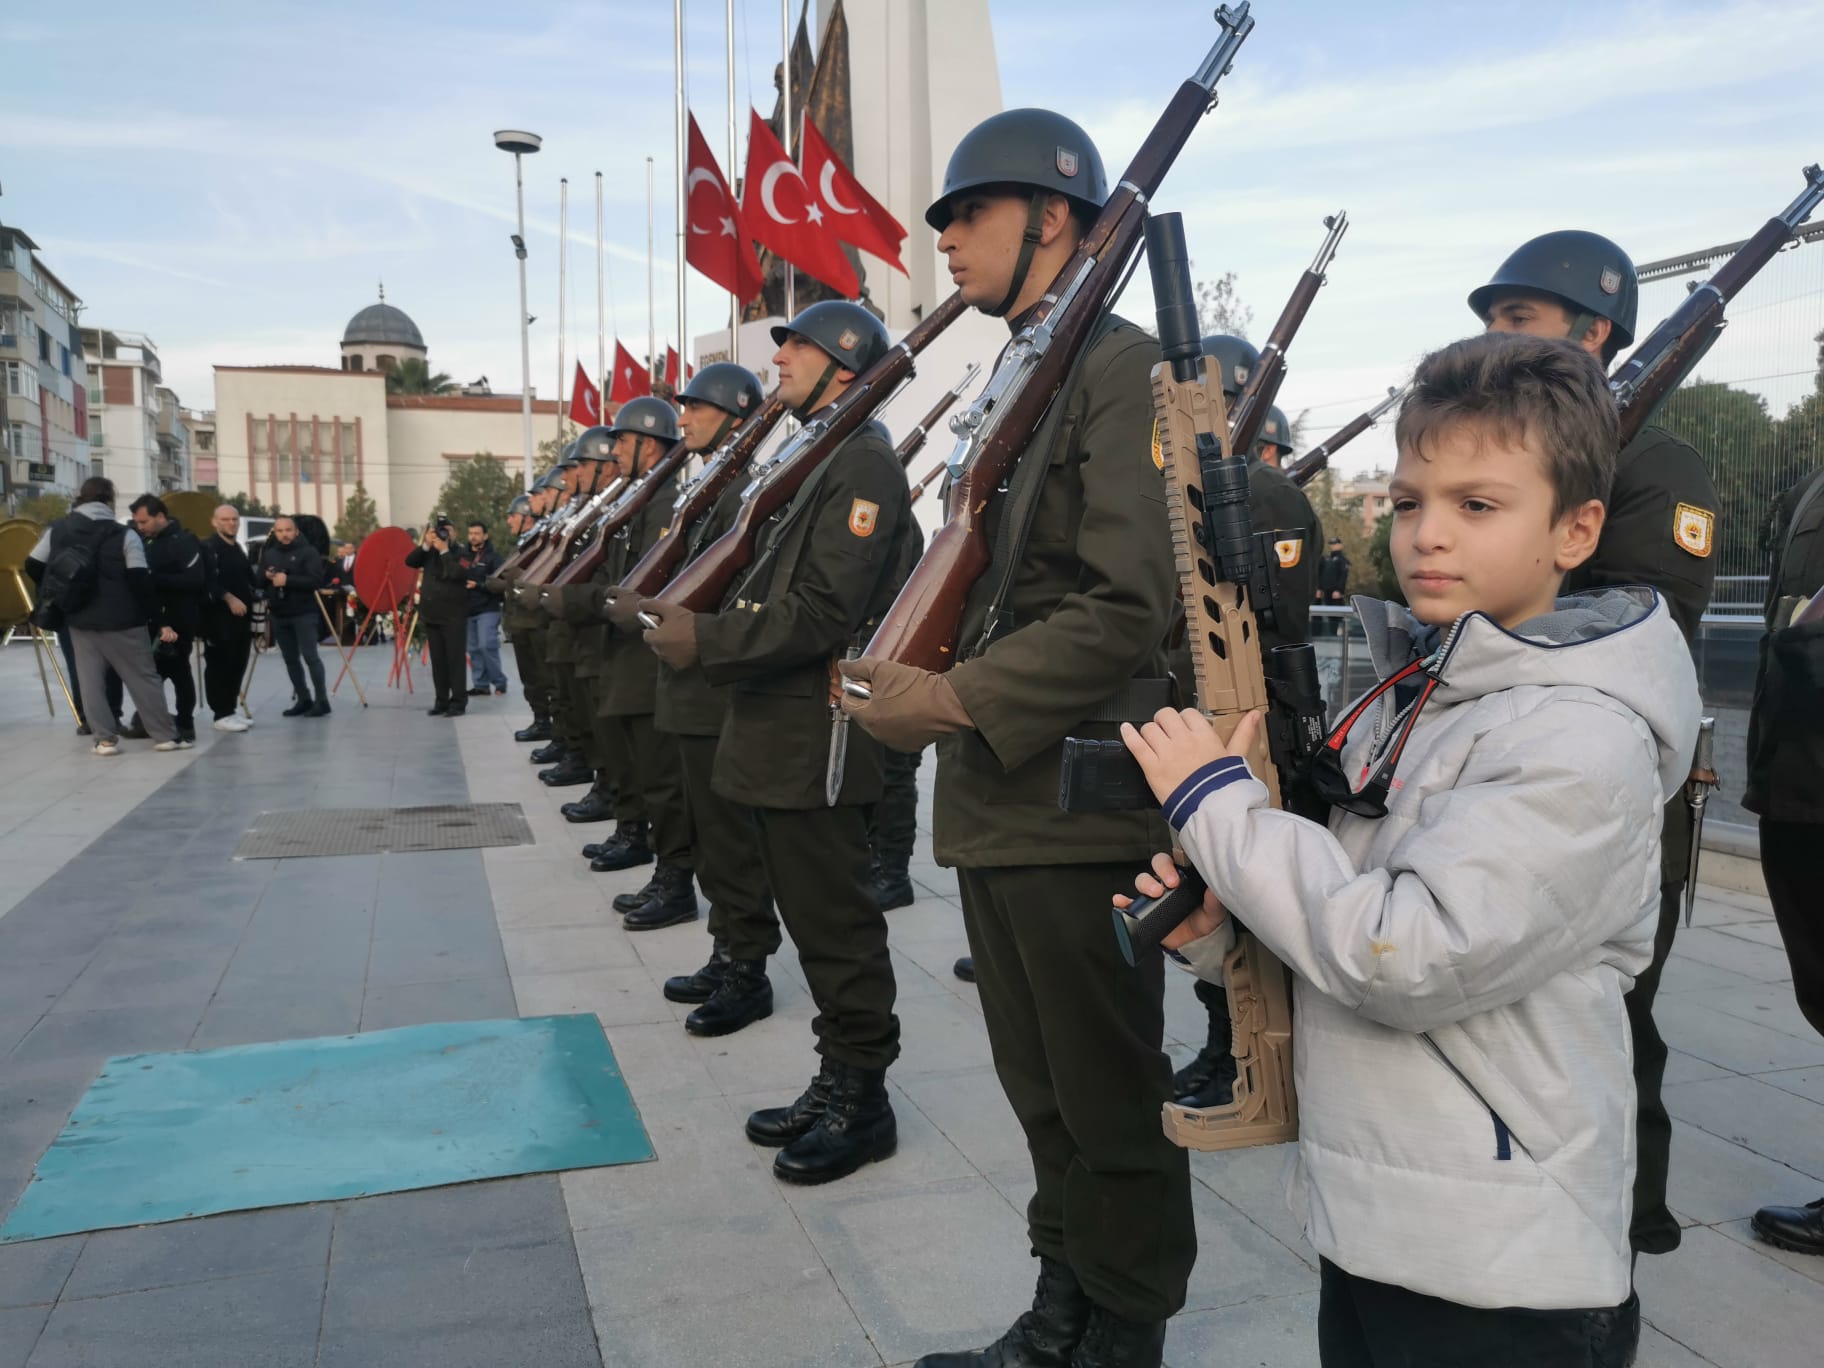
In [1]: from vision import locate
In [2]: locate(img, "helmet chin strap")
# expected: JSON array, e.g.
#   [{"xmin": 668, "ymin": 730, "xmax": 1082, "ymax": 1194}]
[
  {"xmin": 708, "ymin": 412, "xmax": 737, "ymax": 449},
  {"xmin": 795, "ymin": 357, "xmax": 841, "ymax": 419},
  {"xmin": 1566, "ymin": 310, "xmax": 1597, "ymax": 346},
  {"xmin": 986, "ymin": 191, "xmax": 1049, "ymax": 319}
]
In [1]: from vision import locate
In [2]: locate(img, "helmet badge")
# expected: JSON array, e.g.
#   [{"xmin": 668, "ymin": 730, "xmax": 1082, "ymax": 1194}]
[
  {"xmin": 1234, "ymin": 363, "xmax": 1250, "ymax": 388},
  {"xmin": 641, "ymin": 414, "xmax": 655, "ymax": 429},
  {"xmin": 1056, "ymin": 147, "xmax": 1079, "ymax": 178},
  {"xmin": 1599, "ymin": 267, "xmax": 1622, "ymax": 295},
  {"xmin": 737, "ymin": 391, "xmax": 752, "ymax": 410},
  {"xmin": 837, "ymin": 328, "xmax": 860, "ymax": 351}
]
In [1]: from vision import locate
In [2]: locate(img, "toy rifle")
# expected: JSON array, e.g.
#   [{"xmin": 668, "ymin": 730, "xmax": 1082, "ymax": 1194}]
[
  {"xmin": 895, "ymin": 365, "xmax": 981, "ymax": 469},
  {"xmin": 847, "ymin": 3, "xmax": 1257, "ymax": 690},
  {"xmin": 641, "ymin": 289, "xmax": 967, "ymax": 617},
  {"xmin": 1612, "ymin": 163, "xmax": 1824, "ymax": 445},
  {"xmin": 546, "ymin": 438, "xmax": 691, "ymax": 590},
  {"xmin": 1226, "ymin": 211, "xmax": 1348, "ymax": 457},
  {"xmin": 1286, "ymin": 384, "xmax": 1409, "ymax": 488}
]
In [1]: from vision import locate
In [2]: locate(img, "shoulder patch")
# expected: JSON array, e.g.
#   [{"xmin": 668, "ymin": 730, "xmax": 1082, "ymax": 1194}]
[
  {"xmin": 1274, "ymin": 536, "xmax": 1303, "ymax": 570},
  {"xmin": 1150, "ymin": 417, "xmax": 1164, "ymax": 471},
  {"xmin": 1674, "ymin": 503, "xmax": 1715, "ymax": 558},
  {"xmin": 848, "ymin": 498, "xmax": 879, "ymax": 538}
]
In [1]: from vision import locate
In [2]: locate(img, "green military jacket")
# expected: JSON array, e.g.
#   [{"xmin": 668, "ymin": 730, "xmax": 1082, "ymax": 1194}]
[
  {"xmin": 1249, "ymin": 460, "xmax": 1323, "ymax": 651},
  {"xmin": 1744, "ymin": 467, "xmax": 1824, "ymax": 824},
  {"xmin": 1563, "ymin": 424, "xmax": 1719, "ymax": 887},
  {"xmin": 699, "ymin": 419, "xmax": 913, "ymax": 810},
  {"xmin": 655, "ymin": 479, "xmax": 746, "ymax": 739},
  {"xmin": 598, "ymin": 467, "xmax": 685, "ymax": 717},
  {"xmin": 935, "ymin": 317, "xmax": 1175, "ymax": 869}
]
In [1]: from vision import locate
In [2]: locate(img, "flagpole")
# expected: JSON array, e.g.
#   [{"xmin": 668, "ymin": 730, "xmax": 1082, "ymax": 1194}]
[
  {"xmin": 727, "ymin": 0, "xmax": 739, "ymax": 363},
  {"xmin": 595, "ymin": 171, "xmax": 606, "ymax": 410},
  {"xmin": 780, "ymin": 0, "xmax": 794, "ymax": 325},
  {"xmin": 674, "ymin": 0, "xmax": 687, "ymax": 391},
  {"xmin": 555, "ymin": 177, "xmax": 568, "ymax": 444},
  {"xmin": 646, "ymin": 156, "xmax": 657, "ymax": 386}
]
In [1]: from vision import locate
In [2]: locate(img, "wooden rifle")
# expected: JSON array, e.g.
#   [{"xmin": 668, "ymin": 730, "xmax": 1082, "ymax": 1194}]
[
  {"xmin": 1286, "ymin": 384, "xmax": 1409, "ymax": 488},
  {"xmin": 503, "ymin": 476, "xmax": 625, "ymax": 613},
  {"xmin": 1226, "ymin": 211, "xmax": 1347, "ymax": 456},
  {"xmin": 1612, "ymin": 163, "xmax": 1823, "ymax": 445},
  {"xmin": 644, "ymin": 290, "xmax": 967, "ymax": 614},
  {"xmin": 895, "ymin": 364, "xmax": 981, "ymax": 468},
  {"xmin": 547, "ymin": 437, "xmax": 692, "ymax": 591},
  {"xmin": 851, "ymin": 3, "xmax": 1257, "ymax": 687}
]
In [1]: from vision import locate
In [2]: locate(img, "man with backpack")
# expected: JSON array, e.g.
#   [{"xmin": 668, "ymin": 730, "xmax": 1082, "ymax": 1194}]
[{"xmin": 25, "ymin": 477, "xmax": 188, "ymax": 756}]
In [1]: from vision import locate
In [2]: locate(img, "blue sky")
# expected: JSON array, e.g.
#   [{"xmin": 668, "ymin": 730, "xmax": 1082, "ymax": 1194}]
[{"xmin": 2, "ymin": 0, "xmax": 1820, "ymax": 474}]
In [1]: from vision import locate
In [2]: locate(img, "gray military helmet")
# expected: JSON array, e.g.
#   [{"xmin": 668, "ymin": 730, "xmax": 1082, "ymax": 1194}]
[
  {"xmin": 554, "ymin": 439, "xmax": 583, "ymax": 470},
  {"xmin": 1468, "ymin": 230, "xmax": 1638, "ymax": 350},
  {"xmin": 604, "ymin": 397, "xmax": 681, "ymax": 444},
  {"xmin": 508, "ymin": 493, "xmax": 533, "ymax": 516},
  {"xmin": 535, "ymin": 468, "xmax": 565, "ymax": 491},
  {"xmin": 771, "ymin": 300, "xmax": 892, "ymax": 374},
  {"xmin": 572, "ymin": 424, "xmax": 618, "ymax": 461},
  {"xmin": 926, "ymin": 108, "xmax": 1108, "ymax": 232},
  {"xmin": 1200, "ymin": 335, "xmax": 1260, "ymax": 399},
  {"xmin": 1256, "ymin": 405, "xmax": 1294, "ymax": 455},
  {"xmin": 680, "ymin": 362, "xmax": 764, "ymax": 418}
]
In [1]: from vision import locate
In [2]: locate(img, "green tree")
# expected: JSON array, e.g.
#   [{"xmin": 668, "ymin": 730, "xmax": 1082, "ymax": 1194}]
[
  {"xmin": 1652, "ymin": 379, "xmax": 1782, "ymax": 581},
  {"xmin": 201, "ymin": 487, "xmax": 277, "ymax": 518},
  {"xmin": 335, "ymin": 481, "xmax": 380, "ymax": 544},
  {"xmin": 1303, "ymin": 471, "xmax": 1377, "ymax": 597},
  {"xmin": 14, "ymin": 492, "xmax": 69, "ymax": 524},
  {"xmin": 432, "ymin": 454, "xmax": 520, "ymax": 536},
  {"xmin": 1368, "ymin": 509, "xmax": 1405, "ymax": 604},
  {"xmin": 385, "ymin": 358, "xmax": 455, "ymax": 395},
  {"xmin": 1195, "ymin": 270, "xmax": 1252, "ymax": 340}
]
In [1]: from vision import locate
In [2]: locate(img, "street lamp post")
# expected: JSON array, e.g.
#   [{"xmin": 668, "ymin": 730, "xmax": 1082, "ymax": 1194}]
[{"xmin": 494, "ymin": 129, "xmax": 542, "ymax": 494}]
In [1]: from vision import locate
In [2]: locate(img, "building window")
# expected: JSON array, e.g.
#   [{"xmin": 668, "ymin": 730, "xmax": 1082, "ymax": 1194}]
[
  {"xmin": 60, "ymin": 344, "xmax": 70, "ymax": 377},
  {"xmin": 340, "ymin": 422, "xmax": 358, "ymax": 481},
  {"xmin": 0, "ymin": 305, "xmax": 15, "ymax": 343},
  {"xmin": 38, "ymin": 328, "xmax": 50, "ymax": 362},
  {"xmin": 90, "ymin": 458, "xmax": 105, "ymax": 478},
  {"xmin": 347, "ymin": 355, "xmax": 363, "ymax": 372},
  {"xmin": 4, "ymin": 360, "xmax": 38, "ymax": 402},
  {"xmin": 275, "ymin": 422, "xmax": 293, "ymax": 483},
  {"xmin": 298, "ymin": 422, "xmax": 315, "ymax": 483},
  {"xmin": 376, "ymin": 354, "xmax": 396, "ymax": 372}
]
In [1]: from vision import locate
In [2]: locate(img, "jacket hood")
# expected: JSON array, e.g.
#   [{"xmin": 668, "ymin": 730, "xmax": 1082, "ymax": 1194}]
[{"xmin": 1353, "ymin": 586, "xmax": 1701, "ymax": 799}]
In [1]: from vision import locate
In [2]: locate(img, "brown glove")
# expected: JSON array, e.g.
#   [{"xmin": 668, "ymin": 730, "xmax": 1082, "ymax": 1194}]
[
  {"xmin": 483, "ymin": 575, "xmax": 510, "ymax": 595},
  {"xmin": 838, "ymin": 657, "xmax": 973, "ymax": 753},
  {"xmin": 639, "ymin": 598, "xmax": 699, "ymax": 669},
  {"xmin": 595, "ymin": 585, "xmax": 644, "ymax": 630},
  {"xmin": 559, "ymin": 584, "xmax": 597, "ymax": 626}
]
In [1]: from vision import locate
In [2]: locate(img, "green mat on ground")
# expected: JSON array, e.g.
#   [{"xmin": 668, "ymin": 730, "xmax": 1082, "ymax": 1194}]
[{"xmin": 0, "ymin": 1014, "xmax": 652, "ymax": 1243}]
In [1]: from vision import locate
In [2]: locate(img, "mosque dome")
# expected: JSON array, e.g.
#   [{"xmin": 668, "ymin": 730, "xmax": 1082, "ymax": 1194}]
[{"xmin": 341, "ymin": 301, "xmax": 425, "ymax": 350}]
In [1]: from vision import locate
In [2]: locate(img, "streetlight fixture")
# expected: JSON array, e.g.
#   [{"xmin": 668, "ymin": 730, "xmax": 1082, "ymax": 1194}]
[{"xmin": 494, "ymin": 128, "xmax": 542, "ymax": 494}]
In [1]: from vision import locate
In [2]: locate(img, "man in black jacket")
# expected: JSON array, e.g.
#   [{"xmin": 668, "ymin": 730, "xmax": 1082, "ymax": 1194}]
[
  {"xmin": 258, "ymin": 515, "xmax": 331, "ymax": 718},
  {"xmin": 199, "ymin": 503, "xmax": 256, "ymax": 732},
  {"xmin": 463, "ymin": 521, "xmax": 508, "ymax": 698},
  {"xmin": 406, "ymin": 519, "xmax": 470, "ymax": 716},
  {"xmin": 128, "ymin": 495, "xmax": 206, "ymax": 742}
]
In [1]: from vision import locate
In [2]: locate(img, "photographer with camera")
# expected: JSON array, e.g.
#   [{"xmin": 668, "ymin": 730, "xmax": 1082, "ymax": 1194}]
[
  {"xmin": 406, "ymin": 515, "xmax": 472, "ymax": 717},
  {"xmin": 258, "ymin": 514, "xmax": 331, "ymax": 718}
]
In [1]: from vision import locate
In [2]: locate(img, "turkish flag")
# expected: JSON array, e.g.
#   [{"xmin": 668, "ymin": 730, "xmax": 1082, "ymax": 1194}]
[
  {"xmin": 741, "ymin": 108, "xmax": 859, "ymax": 298},
  {"xmin": 610, "ymin": 339, "xmax": 652, "ymax": 404},
  {"xmin": 568, "ymin": 362, "xmax": 602, "ymax": 427},
  {"xmin": 685, "ymin": 113, "xmax": 764, "ymax": 303},
  {"xmin": 800, "ymin": 117, "xmax": 907, "ymax": 276},
  {"xmin": 665, "ymin": 347, "xmax": 693, "ymax": 389}
]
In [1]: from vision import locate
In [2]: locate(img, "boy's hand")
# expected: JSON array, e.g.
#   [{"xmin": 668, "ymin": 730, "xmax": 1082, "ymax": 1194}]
[
  {"xmin": 1120, "ymin": 707, "xmax": 1263, "ymax": 805},
  {"xmin": 1112, "ymin": 852, "xmax": 1229, "ymax": 951}
]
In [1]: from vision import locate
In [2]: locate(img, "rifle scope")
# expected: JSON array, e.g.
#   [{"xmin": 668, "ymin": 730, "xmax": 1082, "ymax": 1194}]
[{"xmin": 1145, "ymin": 212, "xmax": 1203, "ymax": 383}]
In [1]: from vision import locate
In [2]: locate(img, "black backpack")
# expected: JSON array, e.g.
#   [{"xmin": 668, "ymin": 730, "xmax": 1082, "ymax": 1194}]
[{"xmin": 32, "ymin": 517, "xmax": 121, "ymax": 628}]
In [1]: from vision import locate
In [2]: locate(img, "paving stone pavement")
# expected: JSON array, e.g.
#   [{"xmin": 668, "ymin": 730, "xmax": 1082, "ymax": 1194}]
[{"xmin": 2, "ymin": 639, "xmax": 1821, "ymax": 1366}]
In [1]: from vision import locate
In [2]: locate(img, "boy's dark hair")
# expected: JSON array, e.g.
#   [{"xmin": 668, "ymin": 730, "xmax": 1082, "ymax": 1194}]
[
  {"xmin": 1396, "ymin": 333, "xmax": 1617, "ymax": 519},
  {"xmin": 77, "ymin": 477, "xmax": 116, "ymax": 507},
  {"xmin": 129, "ymin": 494, "xmax": 168, "ymax": 517}
]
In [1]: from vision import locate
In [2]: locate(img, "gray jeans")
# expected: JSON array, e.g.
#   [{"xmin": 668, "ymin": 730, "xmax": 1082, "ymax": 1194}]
[{"xmin": 72, "ymin": 627, "xmax": 176, "ymax": 745}]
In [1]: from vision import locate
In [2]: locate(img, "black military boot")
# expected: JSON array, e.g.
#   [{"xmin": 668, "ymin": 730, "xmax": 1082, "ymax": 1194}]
[
  {"xmin": 1173, "ymin": 998, "xmax": 1237, "ymax": 1108},
  {"xmin": 539, "ymin": 748, "xmax": 594, "ymax": 787},
  {"xmin": 1068, "ymin": 1306, "xmax": 1164, "ymax": 1368},
  {"xmin": 589, "ymin": 820, "xmax": 653, "ymax": 872},
  {"xmin": 686, "ymin": 959, "xmax": 773, "ymax": 1036},
  {"xmin": 663, "ymin": 940, "xmax": 730, "ymax": 1004},
  {"xmin": 773, "ymin": 1061, "xmax": 897, "ymax": 1185},
  {"xmin": 1587, "ymin": 1290, "xmax": 1640, "ymax": 1368},
  {"xmin": 514, "ymin": 715, "xmax": 552, "ymax": 742},
  {"xmin": 914, "ymin": 1255, "xmax": 1090, "ymax": 1368},
  {"xmin": 529, "ymin": 738, "xmax": 566, "ymax": 765},
  {"xmin": 620, "ymin": 864, "xmax": 699, "ymax": 931},
  {"xmin": 745, "ymin": 1060, "xmax": 836, "ymax": 1147},
  {"xmin": 867, "ymin": 849, "xmax": 916, "ymax": 912},
  {"xmin": 1752, "ymin": 1196, "xmax": 1824, "ymax": 1254},
  {"xmin": 954, "ymin": 957, "xmax": 976, "ymax": 983},
  {"xmin": 561, "ymin": 774, "xmax": 616, "ymax": 823}
]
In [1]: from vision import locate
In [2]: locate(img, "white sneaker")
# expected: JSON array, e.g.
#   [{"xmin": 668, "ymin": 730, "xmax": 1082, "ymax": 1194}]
[
  {"xmin": 93, "ymin": 740, "xmax": 120, "ymax": 757},
  {"xmin": 154, "ymin": 739, "xmax": 194, "ymax": 752},
  {"xmin": 213, "ymin": 716, "xmax": 250, "ymax": 732}
]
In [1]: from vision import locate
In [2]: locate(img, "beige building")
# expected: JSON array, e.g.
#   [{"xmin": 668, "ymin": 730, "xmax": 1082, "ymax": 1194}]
[
  {"xmin": 1335, "ymin": 473, "xmax": 1393, "ymax": 534},
  {"xmin": 81, "ymin": 329, "xmax": 192, "ymax": 508},
  {"xmin": 211, "ymin": 299, "xmax": 556, "ymax": 530}
]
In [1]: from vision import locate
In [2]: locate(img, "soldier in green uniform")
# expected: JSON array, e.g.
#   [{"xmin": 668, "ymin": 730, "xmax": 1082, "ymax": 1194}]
[
  {"xmin": 1471, "ymin": 229, "xmax": 1720, "ymax": 1356},
  {"xmin": 490, "ymin": 470, "xmax": 562, "ymax": 742},
  {"xmin": 526, "ymin": 442, "xmax": 597, "ymax": 773},
  {"xmin": 640, "ymin": 301, "xmax": 915, "ymax": 1185},
  {"xmin": 625, "ymin": 363, "xmax": 782, "ymax": 1031},
  {"xmin": 584, "ymin": 396, "xmax": 697, "ymax": 927},
  {"xmin": 842, "ymin": 110, "xmax": 1193, "ymax": 1367},
  {"xmin": 1170, "ymin": 338, "xmax": 1321, "ymax": 1114}
]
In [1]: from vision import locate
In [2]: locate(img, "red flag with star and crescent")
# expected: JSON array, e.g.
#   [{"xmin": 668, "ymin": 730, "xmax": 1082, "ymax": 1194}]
[
  {"xmin": 685, "ymin": 113, "xmax": 764, "ymax": 303},
  {"xmin": 610, "ymin": 339, "xmax": 652, "ymax": 404},
  {"xmin": 568, "ymin": 362, "xmax": 602, "ymax": 427},
  {"xmin": 800, "ymin": 116, "xmax": 907, "ymax": 276},
  {"xmin": 665, "ymin": 346, "xmax": 693, "ymax": 389},
  {"xmin": 740, "ymin": 108, "xmax": 859, "ymax": 298}
]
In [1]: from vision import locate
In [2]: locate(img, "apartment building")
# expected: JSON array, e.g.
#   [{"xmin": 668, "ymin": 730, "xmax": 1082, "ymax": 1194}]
[{"xmin": 0, "ymin": 223, "xmax": 89, "ymax": 504}]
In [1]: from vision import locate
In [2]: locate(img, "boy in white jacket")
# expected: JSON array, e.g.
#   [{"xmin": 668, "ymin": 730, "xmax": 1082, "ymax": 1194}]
[{"xmin": 1121, "ymin": 333, "xmax": 1702, "ymax": 1366}]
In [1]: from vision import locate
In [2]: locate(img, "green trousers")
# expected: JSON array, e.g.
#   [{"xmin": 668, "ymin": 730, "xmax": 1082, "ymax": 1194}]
[
  {"xmin": 510, "ymin": 626, "xmax": 551, "ymax": 715},
  {"xmin": 678, "ymin": 733, "xmax": 777, "ymax": 959},
  {"xmin": 615, "ymin": 714, "xmax": 692, "ymax": 866}
]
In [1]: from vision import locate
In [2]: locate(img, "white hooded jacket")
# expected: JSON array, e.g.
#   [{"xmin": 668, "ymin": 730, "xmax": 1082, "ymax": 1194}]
[{"xmin": 1169, "ymin": 587, "xmax": 1701, "ymax": 1310}]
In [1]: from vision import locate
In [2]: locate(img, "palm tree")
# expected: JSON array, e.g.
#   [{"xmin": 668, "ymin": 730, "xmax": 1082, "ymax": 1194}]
[{"xmin": 385, "ymin": 357, "xmax": 455, "ymax": 395}]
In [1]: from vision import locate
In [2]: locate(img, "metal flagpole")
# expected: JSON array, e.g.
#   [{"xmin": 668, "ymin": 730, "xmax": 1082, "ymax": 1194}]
[
  {"xmin": 556, "ymin": 177, "xmax": 568, "ymax": 443},
  {"xmin": 728, "ymin": 0, "xmax": 739, "ymax": 362},
  {"xmin": 595, "ymin": 172, "xmax": 606, "ymax": 404},
  {"xmin": 780, "ymin": 0, "xmax": 794, "ymax": 324},
  {"xmin": 674, "ymin": 0, "xmax": 687, "ymax": 391},
  {"xmin": 646, "ymin": 156, "xmax": 657, "ymax": 386}
]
